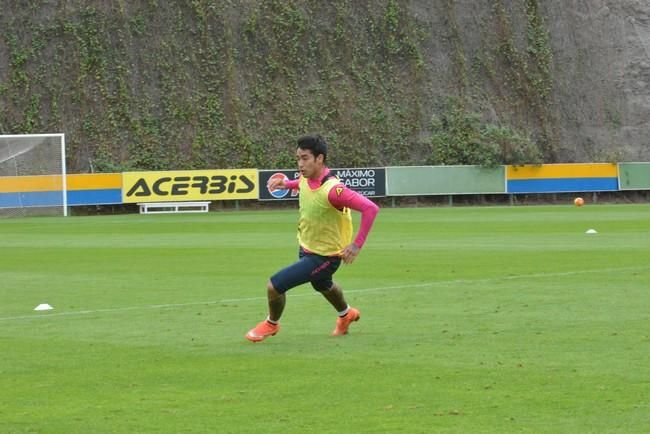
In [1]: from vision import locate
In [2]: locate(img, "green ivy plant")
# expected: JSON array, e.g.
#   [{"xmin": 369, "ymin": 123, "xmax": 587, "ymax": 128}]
[
  {"xmin": 428, "ymin": 98, "xmax": 542, "ymax": 167},
  {"xmin": 1, "ymin": 1, "xmax": 560, "ymax": 172}
]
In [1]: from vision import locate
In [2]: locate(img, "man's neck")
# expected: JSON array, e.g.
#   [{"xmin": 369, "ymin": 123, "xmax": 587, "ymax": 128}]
[{"xmin": 309, "ymin": 166, "xmax": 328, "ymax": 181}]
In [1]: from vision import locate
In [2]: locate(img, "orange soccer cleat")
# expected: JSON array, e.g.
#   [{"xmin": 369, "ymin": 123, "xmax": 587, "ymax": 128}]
[
  {"xmin": 245, "ymin": 320, "xmax": 280, "ymax": 342},
  {"xmin": 332, "ymin": 307, "xmax": 361, "ymax": 336}
]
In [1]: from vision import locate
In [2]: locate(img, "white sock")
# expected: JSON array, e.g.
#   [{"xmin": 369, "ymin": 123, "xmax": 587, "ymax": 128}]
[
  {"xmin": 337, "ymin": 305, "xmax": 350, "ymax": 317},
  {"xmin": 266, "ymin": 316, "xmax": 279, "ymax": 325}
]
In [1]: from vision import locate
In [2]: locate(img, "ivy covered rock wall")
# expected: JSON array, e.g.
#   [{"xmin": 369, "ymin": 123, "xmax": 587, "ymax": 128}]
[{"xmin": 0, "ymin": 0, "xmax": 647, "ymax": 172}]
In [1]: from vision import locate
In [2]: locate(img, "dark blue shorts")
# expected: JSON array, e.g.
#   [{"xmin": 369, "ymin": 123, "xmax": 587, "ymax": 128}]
[{"xmin": 270, "ymin": 247, "xmax": 342, "ymax": 293}]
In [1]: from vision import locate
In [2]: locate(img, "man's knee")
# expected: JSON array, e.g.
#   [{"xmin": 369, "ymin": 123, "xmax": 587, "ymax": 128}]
[
  {"xmin": 311, "ymin": 280, "xmax": 334, "ymax": 292},
  {"xmin": 267, "ymin": 280, "xmax": 282, "ymax": 298}
]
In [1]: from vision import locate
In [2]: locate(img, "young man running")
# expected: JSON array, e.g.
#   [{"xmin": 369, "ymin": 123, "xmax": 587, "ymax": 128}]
[{"xmin": 245, "ymin": 134, "xmax": 379, "ymax": 342}]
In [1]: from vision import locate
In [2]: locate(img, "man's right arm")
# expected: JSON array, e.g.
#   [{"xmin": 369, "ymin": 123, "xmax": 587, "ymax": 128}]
[
  {"xmin": 284, "ymin": 178, "xmax": 300, "ymax": 190},
  {"xmin": 268, "ymin": 177, "xmax": 300, "ymax": 191}
]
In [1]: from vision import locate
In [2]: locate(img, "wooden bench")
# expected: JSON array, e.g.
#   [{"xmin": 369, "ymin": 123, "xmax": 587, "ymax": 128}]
[{"xmin": 138, "ymin": 201, "xmax": 210, "ymax": 214}]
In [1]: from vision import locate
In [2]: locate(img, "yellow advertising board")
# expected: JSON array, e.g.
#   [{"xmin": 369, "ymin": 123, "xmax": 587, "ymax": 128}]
[{"xmin": 122, "ymin": 169, "xmax": 258, "ymax": 203}]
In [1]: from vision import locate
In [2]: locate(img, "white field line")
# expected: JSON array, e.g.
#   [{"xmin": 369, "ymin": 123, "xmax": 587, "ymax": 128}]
[{"xmin": 0, "ymin": 265, "xmax": 647, "ymax": 322}]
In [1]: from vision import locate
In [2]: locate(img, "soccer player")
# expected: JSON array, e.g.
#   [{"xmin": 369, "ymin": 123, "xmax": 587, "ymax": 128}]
[{"xmin": 245, "ymin": 134, "xmax": 379, "ymax": 342}]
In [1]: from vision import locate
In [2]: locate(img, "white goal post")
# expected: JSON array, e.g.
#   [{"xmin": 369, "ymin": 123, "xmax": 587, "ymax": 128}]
[{"xmin": 0, "ymin": 134, "xmax": 67, "ymax": 217}]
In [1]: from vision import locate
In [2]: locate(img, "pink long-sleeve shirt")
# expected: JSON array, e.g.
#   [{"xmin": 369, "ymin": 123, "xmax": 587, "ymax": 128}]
[{"xmin": 284, "ymin": 168, "xmax": 379, "ymax": 249}]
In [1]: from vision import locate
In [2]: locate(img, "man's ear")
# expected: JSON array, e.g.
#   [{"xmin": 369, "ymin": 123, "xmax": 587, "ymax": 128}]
[{"xmin": 316, "ymin": 154, "xmax": 325, "ymax": 164}]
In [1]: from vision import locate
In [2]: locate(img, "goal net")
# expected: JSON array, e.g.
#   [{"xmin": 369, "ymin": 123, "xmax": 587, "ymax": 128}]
[{"xmin": 0, "ymin": 134, "xmax": 67, "ymax": 217}]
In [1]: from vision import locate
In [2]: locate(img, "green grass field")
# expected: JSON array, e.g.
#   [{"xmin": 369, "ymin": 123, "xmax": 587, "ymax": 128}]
[{"xmin": 1, "ymin": 204, "xmax": 649, "ymax": 433}]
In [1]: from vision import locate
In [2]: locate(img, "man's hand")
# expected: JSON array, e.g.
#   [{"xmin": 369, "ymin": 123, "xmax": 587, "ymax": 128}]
[
  {"xmin": 341, "ymin": 243, "xmax": 360, "ymax": 264},
  {"xmin": 267, "ymin": 177, "xmax": 287, "ymax": 190}
]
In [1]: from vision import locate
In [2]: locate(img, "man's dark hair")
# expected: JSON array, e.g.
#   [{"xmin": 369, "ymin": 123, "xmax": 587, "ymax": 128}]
[{"xmin": 297, "ymin": 134, "xmax": 328, "ymax": 162}]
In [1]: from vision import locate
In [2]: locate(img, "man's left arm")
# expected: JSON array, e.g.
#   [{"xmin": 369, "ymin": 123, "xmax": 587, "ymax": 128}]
[{"xmin": 328, "ymin": 184, "xmax": 379, "ymax": 264}]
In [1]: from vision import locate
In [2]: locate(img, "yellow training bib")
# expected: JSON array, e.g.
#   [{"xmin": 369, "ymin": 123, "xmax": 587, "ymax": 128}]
[{"xmin": 297, "ymin": 176, "xmax": 352, "ymax": 256}]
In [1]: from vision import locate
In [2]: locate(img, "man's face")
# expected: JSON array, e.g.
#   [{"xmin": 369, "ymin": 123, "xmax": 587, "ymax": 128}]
[{"xmin": 296, "ymin": 147, "xmax": 324, "ymax": 179}]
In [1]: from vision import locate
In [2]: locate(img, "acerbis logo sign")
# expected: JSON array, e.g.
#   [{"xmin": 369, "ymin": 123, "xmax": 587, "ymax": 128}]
[{"xmin": 122, "ymin": 169, "xmax": 258, "ymax": 203}]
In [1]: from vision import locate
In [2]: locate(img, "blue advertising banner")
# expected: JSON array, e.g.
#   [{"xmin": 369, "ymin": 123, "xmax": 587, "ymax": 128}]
[{"xmin": 259, "ymin": 167, "xmax": 386, "ymax": 200}]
